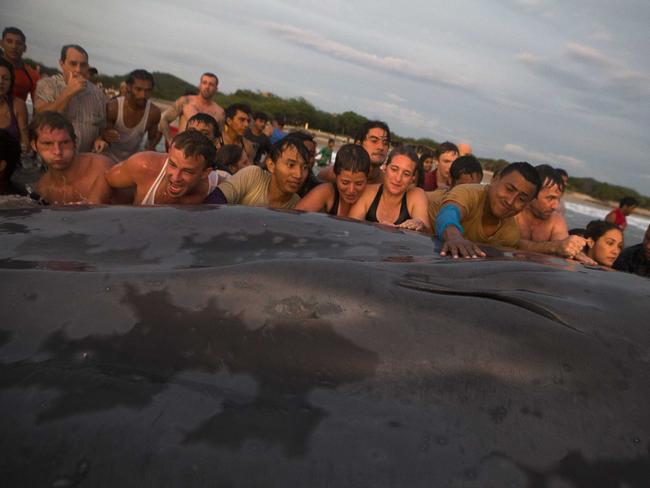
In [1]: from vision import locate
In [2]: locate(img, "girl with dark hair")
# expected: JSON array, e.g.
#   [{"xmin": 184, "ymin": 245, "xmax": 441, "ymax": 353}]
[
  {"xmin": 0, "ymin": 58, "xmax": 28, "ymax": 152},
  {"xmin": 584, "ymin": 220, "xmax": 624, "ymax": 268}
]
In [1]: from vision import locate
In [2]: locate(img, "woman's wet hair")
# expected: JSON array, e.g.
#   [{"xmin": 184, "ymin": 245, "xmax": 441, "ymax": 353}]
[
  {"xmin": 585, "ymin": 220, "xmax": 621, "ymax": 241},
  {"xmin": 334, "ymin": 144, "xmax": 370, "ymax": 175},
  {"xmin": 450, "ymin": 155, "xmax": 483, "ymax": 183},
  {"xmin": 385, "ymin": 145, "xmax": 419, "ymax": 169}
]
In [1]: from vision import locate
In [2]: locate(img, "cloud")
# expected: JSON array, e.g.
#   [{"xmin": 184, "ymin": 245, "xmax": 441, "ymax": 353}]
[
  {"xmin": 564, "ymin": 42, "xmax": 612, "ymax": 69},
  {"xmin": 260, "ymin": 21, "xmax": 475, "ymax": 93},
  {"xmin": 503, "ymin": 143, "xmax": 586, "ymax": 169},
  {"xmin": 386, "ymin": 92, "xmax": 407, "ymax": 103},
  {"xmin": 355, "ymin": 98, "xmax": 442, "ymax": 135}
]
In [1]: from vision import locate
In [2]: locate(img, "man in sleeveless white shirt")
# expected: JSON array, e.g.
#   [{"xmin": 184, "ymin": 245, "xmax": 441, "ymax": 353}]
[
  {"xmin": 95, "ymin": 69, "xmax": 161, "ymax": 163},
  {"xmin": 104, "ymin": 130, "xmax": 218, "ymax": 205}
]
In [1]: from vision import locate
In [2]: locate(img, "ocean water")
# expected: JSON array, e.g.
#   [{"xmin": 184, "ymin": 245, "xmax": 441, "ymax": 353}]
[{"xmin": 564, "ymin": 201, "xmax": 649, "ymax": 245}]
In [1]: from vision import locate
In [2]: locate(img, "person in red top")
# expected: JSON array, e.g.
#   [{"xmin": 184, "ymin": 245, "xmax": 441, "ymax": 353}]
[
  {"xmin": 1, "ymin": 27, "xmax": 40, "ymax": 103},
  {"xmin": 605, "ymin": 196, "xmax": 639, "ymax": 231}
]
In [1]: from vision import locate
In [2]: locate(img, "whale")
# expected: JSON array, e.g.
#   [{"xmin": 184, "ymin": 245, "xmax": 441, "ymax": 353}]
[{"xmin": 1, "ymin": 205, "xmax": 649, "ymax": 487}]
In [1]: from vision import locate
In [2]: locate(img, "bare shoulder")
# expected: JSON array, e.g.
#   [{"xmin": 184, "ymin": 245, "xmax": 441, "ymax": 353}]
[{"xmin": 12, "ymin": 97, "xmax": 27, "ymax": 111}]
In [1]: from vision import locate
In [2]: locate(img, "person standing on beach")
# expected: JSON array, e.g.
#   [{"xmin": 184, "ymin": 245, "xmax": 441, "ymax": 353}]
[
  {"xmin": 34, "ymin": 44, "xmax": 106, "ymax": 154},
  {"xmin": 1, "ymin": 27, "xmax": 40, "ymax": 104},
  {"xmin": 605, "ymin": 196, "xmax": 639, "ymax": 231},
  {"xmin": 244, "ymin": 111, "xmax": 271, "ymax": 165},
  {"xmin": 318, "ymin": 138, "xmax": 335, "ymax": 167},
  {"xmin": 515, "ymin": 165, "xmax": 594, "ymax": 262},
  {"xmin": 96, "ymin": 69, "xmax": 161, "ymax": 163},
  {"xmin": 30, "ymin": 111, "xmax": 112, "ymax": 204},
  {"xmin": 158, "ymin": 72, "xmax": 224, "ymax": 147},
  {"xmin": 318, "ymin": 120, "xmax": 391, "ymax": 185},
  {"xmin": 104, "ymin": 130, "xmax": 219, "ymax": 205}
]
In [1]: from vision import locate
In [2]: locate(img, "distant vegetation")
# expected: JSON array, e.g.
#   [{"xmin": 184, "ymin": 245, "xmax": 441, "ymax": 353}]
[{"xmin": 21, "ymin": 58, "xmax": 650, "ymax": 208}]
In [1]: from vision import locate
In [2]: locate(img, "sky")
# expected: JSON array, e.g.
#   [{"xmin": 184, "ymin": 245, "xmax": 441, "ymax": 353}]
[{"xmin": 5, "ymin": 0, "xmax": 650, "ymax": 194}]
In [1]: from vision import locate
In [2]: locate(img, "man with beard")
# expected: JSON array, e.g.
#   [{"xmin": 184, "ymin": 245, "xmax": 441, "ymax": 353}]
[
  {"xmin": 104, "ymin": 130, "xmax": 219, "ymax": 205},
  {"xmin": 96, "ymin": 69, "xmax": 161, "ymax": 163},
  {"xmin": 318, "ymin": 120, "xmax": 390, "ymax": 185},
  {"xmin": 516, "ymin": 164, "xmax": 592, "ymax": 261},
  {"xmin": 30, "ymin": 111, "xmax": 112, "ymax": 204},
  {"xmin": 435, "ymin": 162, "xmax": 541, "ymax": 258},
  {"xmin": 158, "ymin": 72, "xmax": 224, "ymax": 146}
]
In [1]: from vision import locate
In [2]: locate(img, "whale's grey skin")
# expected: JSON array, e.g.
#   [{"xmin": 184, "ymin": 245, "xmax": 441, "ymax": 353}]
[{"xmin": 0, "ymin": 205, "xmax": 649, "ymax": 488}]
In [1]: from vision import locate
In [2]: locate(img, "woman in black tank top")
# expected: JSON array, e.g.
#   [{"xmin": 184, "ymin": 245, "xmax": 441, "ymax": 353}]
[
  {"xmin": 295, "ymin": 144, "xmax": 370, "ymax": 217},
  {"xmin": 349, "ymin": 146, "xmax": 432, "ymax": 233}
]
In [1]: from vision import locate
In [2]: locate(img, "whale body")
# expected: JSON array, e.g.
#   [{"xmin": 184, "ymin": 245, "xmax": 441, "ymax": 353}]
[{"xmin": 1, "ymin": 205, "xmax": 649, "ymax": 487}]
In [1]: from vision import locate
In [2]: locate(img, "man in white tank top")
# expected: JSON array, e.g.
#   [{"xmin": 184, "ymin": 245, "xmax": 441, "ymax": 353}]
[
  {"xmin": 95, "ymin": 69, "xmax": 161, "ymax": 163},
  {"xmin": 104, "ymin": 131, "xmax": 219, "ymax": 205}
]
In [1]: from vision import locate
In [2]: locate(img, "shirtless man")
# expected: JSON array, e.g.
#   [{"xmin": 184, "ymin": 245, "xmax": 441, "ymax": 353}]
[
  {"xmin": 222, "ymin": 103, "xmax": 257, "ymax": 161},
  {"xmin": 104, "ymin": 130, "xmax": 218, "ymax": 205},
  {"xmin": 318, "ymin": 120, "xmax": 390, "ymax": 185},
  {"xmin": 158, "ymin": 72, "xmax": 224, "ymax": 146},
  {"xmin": 457, "ymin": 142, "xmax": 473, "ymax": 156},
  {"xmin": 96, "ymin": 69, "xmax": 161, "ymax": 162},
  {"xmin": 516, "ymin": 164, "xmax": 592, "ymax": 261},
  {"xmin": 208, "ymin": 137, "xmax": 310, "ymax": 209},
  {"xmin": 30, "ymin": 111, "xmax": 112, "ymax": 204}
]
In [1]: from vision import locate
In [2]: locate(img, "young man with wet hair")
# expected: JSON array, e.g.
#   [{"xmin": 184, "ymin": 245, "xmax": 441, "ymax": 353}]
[
  {"xmin": 614, "ymin": 223, "xmax": 650, "ymax": 278},
  {"xmin": 97, "ymin": 69, "xmax": 161, "ymax": 162},
  {"xmin": 516, "ymin": 165, "xmax": 593, "ymax": 262},
  {"xmin": 285, "ymin": 130, "xmax": 321, "ymax": 197},
  {"xmin": 296, "ymin": 143, "xmax": 370, "ymax": 217},
  {"xmin": 435, "ymin": 162, "xmax": 541, "ymax": 258},
  {"xmin": 158, "ymin": 72, "xmax": 224, "ymax": 146},
  {"xmin": 426, "ymin": 155, "xmax": 484, "ymax": 224},
  {"xmin": 185, "ymin": 112, "xmax": 222, "ymax": 149},
  {"xmin": 208, "ymin": 137, "xmax": 310, "ymax": 208},
  {"xmin": 1, "ymin": 27, "xmax": 40, "ymax": 103},
  {"xmin": 222, "ymin": 103, "xmax": 257, "ymax": 162},
  {"xmin": 318, "ymin": 120, "xmax": 391, "ymax": 185},
  {"xmin": 34, "ymin": 44, "xmax": 107, "ymax": 154},
  {"xmin": 30, "ymin": 111, "xmax": 112, "ymax": 204},
  {"xmin": 104, "ymin": 130, "xmax": 218, "ymax": 205},
  {"xmin": 605, "ymin": 196, "xmax": 639, "ymax": 231}
]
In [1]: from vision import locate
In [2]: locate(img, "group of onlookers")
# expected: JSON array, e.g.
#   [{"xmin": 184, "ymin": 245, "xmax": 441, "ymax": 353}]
[{"xmin": 0, "ymin": 26, "xmax": 648, "ymax": 279}]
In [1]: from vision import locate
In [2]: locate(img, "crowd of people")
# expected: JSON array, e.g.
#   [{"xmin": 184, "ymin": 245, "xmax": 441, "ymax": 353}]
[{"xmin": 1, "ymin": 27, "xmax": 648, "ymax": 279}]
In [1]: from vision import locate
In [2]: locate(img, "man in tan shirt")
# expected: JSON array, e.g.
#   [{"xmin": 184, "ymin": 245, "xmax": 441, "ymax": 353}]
[
  {"xmin": 435, "ymin": 162, "xmax": 541, "ymax": 258},
  {"xmin": 215, "ymin": 138, "xmax": 310, "ymax": 209}
]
